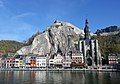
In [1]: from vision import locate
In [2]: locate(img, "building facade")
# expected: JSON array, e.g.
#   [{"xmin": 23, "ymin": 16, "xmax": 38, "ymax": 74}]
[
  {"xmin": 62, "ymin": 55, "xmax": 72, "ymax": 68},
  {"xmin": 71, "ymin": 52, "xmax": 84, "ymax": 68},
  {"xmin": 36, "ymin": 56, "xmax": 47, "ymax": 68},
  {"xmin": 5, "ymin": 57, "xmax": 15, "ymax": 68},
  {"xmin": 49, "ymin": 59, "xmax": 54, "ymax": 68},
  {"xmin": 0, "ymin": 57, "xmax": 2, "ymax": 68},
  {"xmin": 78, "ymin": 19, "xmax": 102, "ymax": 68},
  {"xmin": 54, "ymin": 53, "xmax": 63, "ymax": 68},
  {"xmin": 108, "ymin": 53, "xmax": 120, "ymax": 64}
]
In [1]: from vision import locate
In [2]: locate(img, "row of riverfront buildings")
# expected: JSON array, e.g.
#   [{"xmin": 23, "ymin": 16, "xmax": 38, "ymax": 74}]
[
  {"xmin": 0, "ymin": 52, "xmax": 84, "ymax": 69},
  {"xmin": 0, "ymin": 20, "xmax": 103, "ymax": 69}
]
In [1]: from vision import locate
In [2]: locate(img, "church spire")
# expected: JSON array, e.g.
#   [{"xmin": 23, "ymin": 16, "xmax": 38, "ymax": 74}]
[{"xmin": 84, "ymin": 19, "xmax": 91, "ymax": 39}]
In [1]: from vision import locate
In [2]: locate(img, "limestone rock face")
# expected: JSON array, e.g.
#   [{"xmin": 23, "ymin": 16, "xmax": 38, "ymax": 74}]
[
  {"xmin": 17, "ymin": 21, "xmax": 84, "ymax": 56},
  {"xmin": 31, "ymin": 31, "xmax": 51, "ymax": 55},
  {"xmin": 17, "ymin": 46, "xmax": 31, "ymax": 55}
]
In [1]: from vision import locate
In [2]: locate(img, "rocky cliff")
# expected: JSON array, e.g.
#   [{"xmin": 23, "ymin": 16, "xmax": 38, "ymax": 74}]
[
  {"xmin": 17, "ymin": 21, "xmax": 84, "ymax": 56},
  {"xmin": 95, "ymin": 26, "xmax": 120, "ymax": 36}
]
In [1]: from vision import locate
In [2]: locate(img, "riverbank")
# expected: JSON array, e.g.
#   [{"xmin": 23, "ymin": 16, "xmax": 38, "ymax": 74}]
[{"xmin": 0, "ymin": 68, "xmax": 119, "ymax": 72}]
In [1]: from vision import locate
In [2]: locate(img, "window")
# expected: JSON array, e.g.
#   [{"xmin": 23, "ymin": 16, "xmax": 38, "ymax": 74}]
[{"xmin": 16, "ymin": 61, "xmax": 19, "ymax": 63}]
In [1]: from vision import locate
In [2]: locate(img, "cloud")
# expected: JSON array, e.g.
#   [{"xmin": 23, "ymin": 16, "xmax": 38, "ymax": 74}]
[
  {"xmin": 0, "ymin": 22, "xmax": 37, "ymax": 41},
  {"xmin": 12, "ymin": 12, "xmax": 36, "ymax": 19},
  {"xmin": 0, "ymin": 13, "xmax": 38, "ymax": 42}
]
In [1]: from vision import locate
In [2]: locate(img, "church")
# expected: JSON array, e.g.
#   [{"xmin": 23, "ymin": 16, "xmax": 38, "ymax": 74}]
[{"xmin": 78, "ymin": 19, "xmax": 102, "ymax": 68}]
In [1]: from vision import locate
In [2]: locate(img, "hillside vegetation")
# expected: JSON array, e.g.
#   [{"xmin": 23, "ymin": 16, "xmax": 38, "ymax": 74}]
[
  {"xmin": 94, "ymin": 26, "xmax": 120, "ymax": 57},
  {"xmin": 0, "ymin": 40, "xmax": 24, "ymax": 53}
]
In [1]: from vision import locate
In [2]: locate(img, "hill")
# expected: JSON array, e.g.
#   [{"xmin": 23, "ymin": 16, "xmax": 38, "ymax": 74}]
[
  {"xmin": 94, "ymin": 26, "xmax": 120, "ymax": 57},
  {"xmin": 0, "ymin": 40, "xmax": 24, "ymax": 54},
  {"xmin": 17, "ymin": 20, "xmax": 84, "ymax": 55}
]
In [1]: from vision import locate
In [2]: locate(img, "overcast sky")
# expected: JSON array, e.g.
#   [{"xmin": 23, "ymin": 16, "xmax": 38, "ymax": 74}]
[{"xmin": 0, "ymin": 0, "xmax": 120, "ymax": 42}]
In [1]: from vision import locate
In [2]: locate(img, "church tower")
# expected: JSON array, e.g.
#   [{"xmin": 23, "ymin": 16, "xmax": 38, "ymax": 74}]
[
  {"xmin": 84, "ymin": 19, "xmax": 91, "ymax": 40},
  {"xmin": 78, "ymin": 19, "xmax": 102, "ymax": 69}
]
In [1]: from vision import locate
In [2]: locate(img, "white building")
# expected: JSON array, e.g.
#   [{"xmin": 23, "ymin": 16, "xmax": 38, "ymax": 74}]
[
  {"xmin": 25, "ymin": 56, "xmax": 31, "ymax": 68},
  {"xmin": 49, "ymin": 59, "xmax": 54, "ymax": 68},
  {"xmin": 62, "ymin": 55, "xmax": 72, "ymax": 68},
  {"xmin": 54, "ymin": 53, "xmax": 63, "ymax": 68},
  {"xmin": 36, "ymin": 56, "xmax": 47, "ymax": 68},
  {"xmin": 14, "ymin": 58, "xmax": 20, "ymax": 68}
]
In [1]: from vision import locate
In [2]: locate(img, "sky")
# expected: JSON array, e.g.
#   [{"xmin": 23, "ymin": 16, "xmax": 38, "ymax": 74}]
[{"xmin": 0, "ymin": 0, "xmax": 120, "ymax": 42}]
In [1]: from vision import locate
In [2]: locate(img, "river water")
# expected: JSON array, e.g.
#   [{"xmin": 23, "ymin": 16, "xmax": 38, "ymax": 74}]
[{"xmin": 0, "ymin": 71, "xmax": 120, "ymax": 84}]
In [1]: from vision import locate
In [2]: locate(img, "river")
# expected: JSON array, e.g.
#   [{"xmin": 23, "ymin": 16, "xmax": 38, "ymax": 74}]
[{"xmin": 0, "ymin": 71, "xmax": 120, "ymax": 84}]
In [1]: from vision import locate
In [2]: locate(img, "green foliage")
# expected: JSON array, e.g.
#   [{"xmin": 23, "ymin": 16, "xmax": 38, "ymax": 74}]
[
  {"xmin": 94, "ymin": 33, "xmax": 120, "ymax": 57},
  {"xmin": 0, "ymin": 40, "xmax": 24, "ymax": 53}
]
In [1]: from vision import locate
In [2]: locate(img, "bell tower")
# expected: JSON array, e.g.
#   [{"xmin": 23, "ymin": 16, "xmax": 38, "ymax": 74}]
[
  {"xmin": 84, "ymin": 19, "xmax": 91, "ymax": 40},
  {"xmin": 78, "ymin": 19, "xmax": 102, "ymax": 69}
]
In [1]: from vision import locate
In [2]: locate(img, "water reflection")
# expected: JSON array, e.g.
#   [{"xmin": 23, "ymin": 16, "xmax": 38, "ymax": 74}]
[{"xmin": 0, "ymin": 71, "xmax": 120, "ymax": 84}]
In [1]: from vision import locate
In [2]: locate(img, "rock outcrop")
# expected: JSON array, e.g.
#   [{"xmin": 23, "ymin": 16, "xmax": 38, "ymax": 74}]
[
  {"xmin": 17, "ymin": 21, "xmax": 84, "ymax": 56},
  {"xmin": 95, "ymin": 26, "xmax": 120, "ymax": 36}
]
